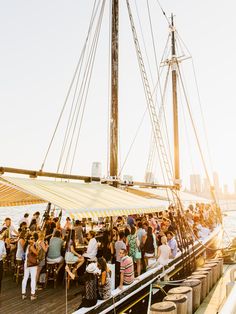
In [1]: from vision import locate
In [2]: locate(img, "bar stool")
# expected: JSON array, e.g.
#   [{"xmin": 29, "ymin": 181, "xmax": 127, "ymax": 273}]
[
  {"xmin": 14, "ymin": 259, "xmax": 24, "ymax": 285},
  {"xmin": 65, "ymin": 262, "xmax": 79, "ymax": 289},
  {"xmin": 45, "ymin": 261, "xmax": 60, "ymax": 288}
]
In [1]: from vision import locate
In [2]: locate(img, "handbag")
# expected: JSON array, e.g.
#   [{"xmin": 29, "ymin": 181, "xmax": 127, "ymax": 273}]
[{"xmin": 27, "ymin": 246, "xmax": 38, "ymax": 267}]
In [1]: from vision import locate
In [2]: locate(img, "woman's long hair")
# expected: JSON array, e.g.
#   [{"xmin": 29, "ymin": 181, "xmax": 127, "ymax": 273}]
[
  {"xmin": 147, "ymin": 226, "xmax": 153, "ymax": 237},
  {"xmin": 97, "ymin": 257, "xmax": 107, "ymax": 272},
  {"xmin": 65, "ymin": 229, "xmax": 75, "ymax": 250},
  {"xmin": 23, "ymin": 232, "xmax": 38, "ymax": 252}
]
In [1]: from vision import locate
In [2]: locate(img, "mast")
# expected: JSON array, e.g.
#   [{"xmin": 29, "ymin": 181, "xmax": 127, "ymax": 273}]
[
  {"xmin": 171, "ymin": 14, "xmax": 180, "ymax": 188},
  {"xmin": 110, "ymin": 0, "xmax": 119, "ymax": 180}
]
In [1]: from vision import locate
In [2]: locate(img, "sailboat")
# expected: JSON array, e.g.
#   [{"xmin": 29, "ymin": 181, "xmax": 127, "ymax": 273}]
[{"xmin": 0, "ymin": 1, "xmax": 223, "ymax": 313}]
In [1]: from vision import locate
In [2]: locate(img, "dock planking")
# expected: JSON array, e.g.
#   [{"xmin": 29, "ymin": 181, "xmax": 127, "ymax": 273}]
[{"xmin": 0, "ymin": 274, "xmax": 83, "ymax": 314}]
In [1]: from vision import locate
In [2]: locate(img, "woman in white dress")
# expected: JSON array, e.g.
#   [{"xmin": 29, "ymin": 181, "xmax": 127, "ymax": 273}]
[{"xmin": 157, "ymin": 236, "xmax": 171, "ymax": 266}]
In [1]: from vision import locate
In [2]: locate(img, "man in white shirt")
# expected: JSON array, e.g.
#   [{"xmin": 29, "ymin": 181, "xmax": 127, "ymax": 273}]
[
  {"xmin": 83, "ymin": 230, "xmax": 97, "ymax": 259},
  {"xmin": 0, "ymin": 218, "xmax": 18, "ymax": 238}
]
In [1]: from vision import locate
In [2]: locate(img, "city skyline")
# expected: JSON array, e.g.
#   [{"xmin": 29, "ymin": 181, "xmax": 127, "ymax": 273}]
[{"xmin": 189, "ymin": 171, "xmax": 236, "ymax": 196}]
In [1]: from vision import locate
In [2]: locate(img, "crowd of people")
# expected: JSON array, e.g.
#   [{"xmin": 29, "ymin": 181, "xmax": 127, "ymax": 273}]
[{"xmin": 0, "ymin": 202, "xmax": 218, "ymax": 309}]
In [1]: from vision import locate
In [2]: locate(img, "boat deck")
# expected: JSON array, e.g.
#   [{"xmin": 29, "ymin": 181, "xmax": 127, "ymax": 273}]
[
  {"xmin": 0, "ymin": 273, "xmax": 83, "ymax": 314},
  {"xmin": 195, "ymin": 263, "xmax": 236, "ymax": 314}
]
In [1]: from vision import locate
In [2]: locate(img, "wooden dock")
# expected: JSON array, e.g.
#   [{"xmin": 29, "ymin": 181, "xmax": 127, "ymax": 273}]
[
  {"xmin": 0, "ymin": 273, "xmax": 83, "ymax": 314},
  {"xmin": 195, "ymin": 264, "xmax": 236, "ymax": 314}
]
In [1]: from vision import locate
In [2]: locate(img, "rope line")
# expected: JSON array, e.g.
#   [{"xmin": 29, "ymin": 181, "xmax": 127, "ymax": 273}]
[
  {"xmin": 40, "ymin": 0, "xmax": 100, "ymax": 172},
  {"xmin": 70, "ymin": 2, "xmax": 106, "ymax": 174},
  {"xmin": 62, "ymin": 1, "xmax": 106, "ymax": 174}
]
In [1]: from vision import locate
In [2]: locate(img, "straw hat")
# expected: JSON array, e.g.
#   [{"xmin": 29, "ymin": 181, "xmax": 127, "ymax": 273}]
[{"xmin": 86, "ymin": 263, "xmax": 98, "ymax": 274}]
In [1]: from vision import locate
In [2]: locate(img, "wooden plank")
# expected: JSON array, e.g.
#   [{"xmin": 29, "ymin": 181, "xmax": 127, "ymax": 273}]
[{"xmin": 1, "ymin": 273, "xmax": 83, "ymax": 314}]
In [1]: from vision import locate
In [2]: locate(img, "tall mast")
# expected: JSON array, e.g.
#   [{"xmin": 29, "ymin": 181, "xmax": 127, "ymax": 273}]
[
  {"xmin": 110, "ymin": 0, "xmax": 119, "ymax": 180},
  {"xmin": 171, "ymin": 14, "xmax": 180, "ymax": 188}
]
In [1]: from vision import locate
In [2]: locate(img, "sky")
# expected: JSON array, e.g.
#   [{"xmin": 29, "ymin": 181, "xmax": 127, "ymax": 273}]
[{"xmin": 0, "ymin": 0, "xmax": 236, "ymax": 192}]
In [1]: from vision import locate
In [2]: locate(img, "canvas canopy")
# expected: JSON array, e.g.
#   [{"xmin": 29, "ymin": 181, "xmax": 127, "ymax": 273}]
[
  {"xmin": 127, "ymin": 187, "xmax": 210, "ymax": 206},
  {"xmin": 0, "ymin": 177, "xmax": 168, "ymax": 218}
]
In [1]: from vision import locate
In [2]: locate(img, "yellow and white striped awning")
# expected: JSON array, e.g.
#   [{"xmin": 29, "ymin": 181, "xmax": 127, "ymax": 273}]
[{"xmin": 0, "ymin": 177, "xmax": 168, "ymax": 218}]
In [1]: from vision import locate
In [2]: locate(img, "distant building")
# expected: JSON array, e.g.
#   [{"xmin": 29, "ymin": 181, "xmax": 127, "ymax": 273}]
[
  {"xmin": 91, "ymin": 162, "xmax": 102, "ymax": 178},
  {"xmin": 223, "ymin": 184, "xmax": 229, "ymax": 195},
  {"xmin": 190, "ymin": 174, "xmax": 201, "ymax": 193},
  {"xmin": 203, "ymin": 177, "xmax": 210, "ymax": 194},
  {"xmin": 213, "ymin": 172, "xmax": 220, "ymax": 194},
  {"xmin": 145, "ymin": 172, "xmax": 155, "ymax": 184}
]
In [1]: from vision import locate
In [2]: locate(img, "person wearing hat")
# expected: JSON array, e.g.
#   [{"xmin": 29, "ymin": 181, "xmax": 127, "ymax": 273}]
[
  {"xmin": 0, "ymin": 230, "xmax": 7, "ymax": 294},
  {"xmin": 76, "ymin": 262, "xmax": 99, "ymax": 309}
]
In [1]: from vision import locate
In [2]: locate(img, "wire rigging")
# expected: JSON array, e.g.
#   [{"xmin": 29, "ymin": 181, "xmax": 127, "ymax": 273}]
[
  {"xmin": 145, "ymin": 1, "xmax": 175, "ymax": 185},
  {"xmin": 154, "ymin": 0, "xmax": 170, "ymax": 27},
  {"xmin": 176, "ymin": 31, "xmax": 215, "ymax": 177},
  {"xmin": 68, "ymin": 1, "xmax": 107, "ymax": 174},
  {"xmin": 126, "ymin": 0, "xmax": 174, "ymax": 190},
  {"xmin": 119, "ymin": 0, "xmax": 171, "ymax": 181},
  {"xmin": 177, "ymin": 62, "xmax": 216, "ymax": 202},
  {"xmin": 134, "ymin": 0, "xmax": 155, "ymax": 89},
  {"xmin": 40, "ymin": 0, "xmax": 101, "ymax": 173}
]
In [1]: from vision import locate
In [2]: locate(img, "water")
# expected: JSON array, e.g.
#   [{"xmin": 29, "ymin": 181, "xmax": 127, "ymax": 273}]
[
  {"xmin": 0, "ymin": 203, "xmax": 236, "ymax": 242},
  {"xmin": 0, "ymin": 203, "xmax": 66, "ymax": 228},
  {"xmin": 222, "ymin": 211, "xmax": 236, "ymax": 242},
  {"xmin": 219, "ymin": 200, "xmax": 236, "ymax": 243}
]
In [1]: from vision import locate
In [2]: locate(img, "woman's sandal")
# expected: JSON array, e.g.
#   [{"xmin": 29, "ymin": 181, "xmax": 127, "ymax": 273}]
[
  {"xmin": 31, "ymin": 294, "xmax": 37, "ymax": 301},
  {"xmin": 65, "ymin": 266, "xmax": 75, "ymax": 280}
]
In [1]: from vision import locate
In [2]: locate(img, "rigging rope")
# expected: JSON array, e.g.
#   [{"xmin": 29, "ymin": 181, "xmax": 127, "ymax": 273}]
[
  {"xmin": 177, "ymin": 78, "xmax": 197, "ymax": 180},
  {"xmin": 145, "ymin": 2, "xmax": 175, "ymax": 187},
  {"xmin": 61, "ymin": 1, "xmax": 106, "ymax": 174},
  {"xmin": 154, "ymin": 0, "xmax": 170, "ymax": 27},
  {"xmin": 177, "ymin": 62, "xmax": 217, "ymax": 204},
  {"xmin": 176, "ymin": 31, "xmax": 215, "ymax": 182},
  {"xmin": 134, "ymin": 0, "xmax": 155, "ymax": 88},
  {"xmin": 69, "ymin": 2, "xmax": 106, "ymax": 174},
  {"xmin": 126, "ymin": 0, "xmax": 174, "ymax": 190},
  {"xmin": 40, "ymin": 0, "xmax": 100, "ymax": 173},
  {"xmin": 56, "ymin": 3, "xmax": 102, "ymax": 173},
  {"xmin": 118, "ymin": 108, "xmax": 148, "ymax": 177},
  {"xmin": 172, "ymin": 40, "xmax": 197, "ymax": 183}
]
